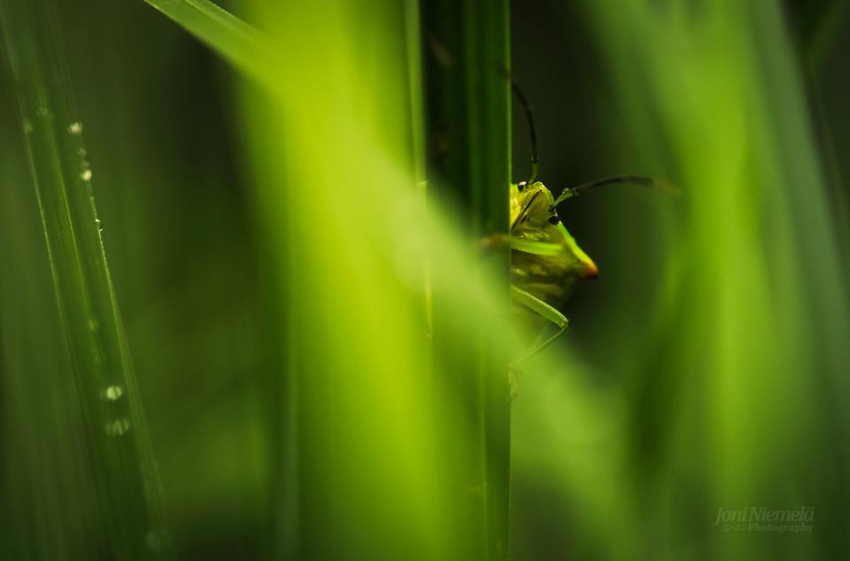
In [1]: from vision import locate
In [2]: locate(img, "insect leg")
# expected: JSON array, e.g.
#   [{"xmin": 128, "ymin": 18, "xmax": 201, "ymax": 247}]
[
  {"xmin": 509, "ymin": 238, "xmax": 564, "ymax": 256},
  {"xmin": 509, "ymin": 285, "xmax": 568, "ymax": 367},
  {"xmin": 479, "ymin": 233, "xmax": 563, "ymax": 255}
]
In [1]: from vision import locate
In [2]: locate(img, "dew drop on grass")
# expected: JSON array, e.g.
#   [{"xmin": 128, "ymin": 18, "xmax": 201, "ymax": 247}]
[
  {"xmin": 105, "ymin": 418, "xmax": 131, "ymax": 436},
  {"xmin": 103, "ymin": 385, "xmax": 124, "ymax": 400},
  {"xmin": 68, "ymin": 121, "xmax": 83, "ymax": 134},
  {"xmin": 145, "ymin": 530, "xmax": 168, "ymax": 552},
  {"xmin": 80, "ymin": 169, "xmax": 92, "ymax": 181}
]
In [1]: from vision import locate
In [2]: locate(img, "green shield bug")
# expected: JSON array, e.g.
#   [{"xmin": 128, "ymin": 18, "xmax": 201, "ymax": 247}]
[{"xmin": 502, "ymin": 76, "xmax": 672, "ymax": 368}]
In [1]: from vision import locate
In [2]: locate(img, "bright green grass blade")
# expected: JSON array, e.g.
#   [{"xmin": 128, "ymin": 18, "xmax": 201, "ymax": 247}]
[
  {"xmin": 0, "ymin": 1, "xmax": 172, "ymax": 559},
  {"xmin": 234, "ymin": 0, "xmax": 519, "ymax": 557},
  {"xmin": 141, "ymin": 0, "xmax": 269, "ymax": 81},
  {"xmin": 142, "ymin": 0, "xmax": 516, "ymax": 558}
]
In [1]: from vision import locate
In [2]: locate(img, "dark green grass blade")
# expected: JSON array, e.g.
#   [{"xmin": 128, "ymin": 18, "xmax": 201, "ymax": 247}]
[
  {"xmin": 0, "ymin": 1, "xmax": 172, "ymax": 559},
  {"xmin": 421, "ymin": 1, "xmax": 513, "ymax": 558}
]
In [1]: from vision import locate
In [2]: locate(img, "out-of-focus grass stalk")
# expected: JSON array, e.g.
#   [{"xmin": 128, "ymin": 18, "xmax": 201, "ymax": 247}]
[
  {"xmin": 236, "ymin": 1, "xmax": 449, "ymax": 558},
  {"xmin": 535, "ymin": 1, "xmax": 850, "ymax": 559},
  {"xmin": 421, "ymin": 1, "xmax": 512, "ymax": 559},
  {"xmin": 0, "ymin": 1, "xmax": 171, "ymax": 559},
  {"xmin": 141, "ymin": 0, "xmax": 516, "ymax": 558}
]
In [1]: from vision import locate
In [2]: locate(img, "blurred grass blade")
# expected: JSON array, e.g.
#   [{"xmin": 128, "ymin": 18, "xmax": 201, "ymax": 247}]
[
  {"xmin": 236, "ymin": 0, "xmax": 520, "ymax": 558},
  {"xmin": 144, "ymin": 0, "xmax": 516, "ymax": 558},
  {"xmin": 421, "ymin": 0, "xmax": 512, "ymax": 558},
  {"xmin": 0, "ymin": 1, "xmax": 172, "ymax": 559},
  {"xmin": 237, "ymin": 0, "xmax": 442, "ymax": 555}
]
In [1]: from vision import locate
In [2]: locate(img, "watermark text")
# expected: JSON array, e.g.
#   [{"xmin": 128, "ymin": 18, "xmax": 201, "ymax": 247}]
[{"xmin": 713, "ymin": 507, "xmax": 814, "ymax": 533}]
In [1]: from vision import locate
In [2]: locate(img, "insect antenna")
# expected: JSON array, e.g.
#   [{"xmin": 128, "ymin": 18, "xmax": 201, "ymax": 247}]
[
  {"xmin": 497, "ymin": 65, "xmax": 538, "ymax": 185},
  {"xmin": 551, "ymin": 174, "xmax": 679, "ymax": 209}
]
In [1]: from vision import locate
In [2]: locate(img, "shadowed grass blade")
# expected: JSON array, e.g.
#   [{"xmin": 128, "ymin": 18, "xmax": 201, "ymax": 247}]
[
  {"xmin": 421, "ymin": 0, "xmax": 512, "ymax": 558},
  {"xmin": 0, "ymin": 1, "xmax": 172, "ymax": 559}
]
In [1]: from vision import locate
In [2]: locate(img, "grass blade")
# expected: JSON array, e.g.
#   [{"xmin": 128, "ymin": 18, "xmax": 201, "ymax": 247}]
[
  {"xmin": 141, "ymin": 0, "xmax": 268, "ymax": 82},
  {"xmin": 142, "ymin": 0, "xmax": 515, "ymax": 558},
  {"xmin": 0, "ymin": 1, "xmax": 172, "ymax": 559},
  {"xmin": 421, "ymin": 1, "xmax": 513, "ymax": 558}
]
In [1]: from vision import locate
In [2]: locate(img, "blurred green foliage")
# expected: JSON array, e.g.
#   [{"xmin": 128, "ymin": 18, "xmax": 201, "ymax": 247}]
[{"xmin": 1, "ymin": 1, "xmax": 849, "ymax": 560}]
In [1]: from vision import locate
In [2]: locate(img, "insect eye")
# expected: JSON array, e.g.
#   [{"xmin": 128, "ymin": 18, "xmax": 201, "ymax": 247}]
[
  {"xmin": 518, "ymin": 181, "xmax": 527, "ymax": 192},
  {"xmin": 548, "ymin": 215, "xmax": 560, "ymax": 225}
]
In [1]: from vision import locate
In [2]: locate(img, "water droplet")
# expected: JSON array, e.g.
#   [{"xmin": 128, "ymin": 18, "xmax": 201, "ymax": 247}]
[
  {"xmin": 103, "ymin": 385, "xmax": 124, "ymax": 400},
  {"xmin": 77, "ymin": 147, "xmax": 87, "ymax": 156},
  {"xmin": 146, "ymin": 530, "xmax": 165, "ymax": 552},
  {"xmin": 80, "ymin": 169, "xmax": 92, "ymax": 181},
  {"xmin": 95, "ymin": 218, "xmax": 101, "ymax": 224},
  {"xmin": 68, "ymin": 122, "xmax": 83, "ymax": 134},
  {"xmin": 105, "ymin": 418, "xmax": 131, "ymax": 436}
]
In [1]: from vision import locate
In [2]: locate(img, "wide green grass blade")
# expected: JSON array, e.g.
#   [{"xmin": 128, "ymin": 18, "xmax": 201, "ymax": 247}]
[
  {"xmin": 0, "ymin": 1, "xmax": 172, "ymax": 559},
  {"xmin": 141, "ymin": 1, "xmax": 516, "ymax": 558},
  {"xmin": 235, "ymin": 2, "xmax": 447, "ymax": 557}
]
